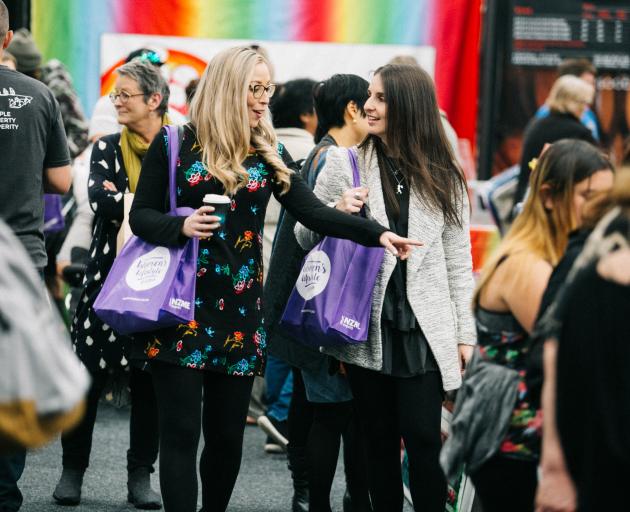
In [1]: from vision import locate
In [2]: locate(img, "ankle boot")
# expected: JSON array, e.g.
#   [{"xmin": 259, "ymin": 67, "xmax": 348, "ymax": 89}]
[
  {"xmin": 53, "ymin": 467, "xmax": 84, "ymax": 506},
  {"xmin": 287, "ymin": 445, "xmax": 309, "ymax": 512},
  {"xmin": 127, "ymin": 467, "xmax": 162, "ymax": 510}
]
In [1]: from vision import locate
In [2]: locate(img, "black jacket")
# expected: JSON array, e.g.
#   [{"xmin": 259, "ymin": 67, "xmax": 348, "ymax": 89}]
[
  {"xmin": 514, "ymin": 112, "xmax": 596, "ymax": 207},
  {"xmin": 264, "ymin": 135, "xmax": 337, "ymax": 370}
]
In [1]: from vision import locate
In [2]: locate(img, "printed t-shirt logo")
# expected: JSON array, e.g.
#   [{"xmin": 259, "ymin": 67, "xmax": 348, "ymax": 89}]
[
  {"xmin": 126, "ymin": 246, "xmax": 171, "ymax": 291},
  {"xmin": 296, "ymin": 250, "xmax": 330, "ymax": 300},
  {"xmin": 0, "ymin": 87, "xmax": 33, "ymax": 109}
]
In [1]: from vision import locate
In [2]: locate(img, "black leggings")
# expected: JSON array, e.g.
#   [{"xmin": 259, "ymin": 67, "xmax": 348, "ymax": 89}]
[
  {"xmin": 61, "ymin": 367, "xmax": 158, "ymax": 472},
  {"xmin": 150, "ymin": 361, "xmax": 254, "ymax": 512},
  {"xmin": 470, "ymin": 455, "xmax": 538, "ymax": 512},
  {"xmin": 307, "ymin": 401, "xmax": 371, "ymax": 512},
  {"xmin": 287, "ymin": 367, "xmax": 312, "ymax": 449},
  {"xmin": 345, "ymin": 365, "xmax": 445, "ymax": 512}
]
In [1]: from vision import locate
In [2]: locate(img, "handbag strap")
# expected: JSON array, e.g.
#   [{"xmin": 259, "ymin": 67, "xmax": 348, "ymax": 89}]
[
  {"xmin": 347, "ymin": 147, "xmax": 368, "ymax": 218},
  {"xmin": 165, "ymin": 124, "xmax": 183, "ymax": 214},
  {"xmin": 347, "ymin": 147, "xmax": 361, "ymax": 188}
]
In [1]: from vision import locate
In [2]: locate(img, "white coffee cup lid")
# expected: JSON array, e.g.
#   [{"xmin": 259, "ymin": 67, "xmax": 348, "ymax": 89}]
[{"xmin": 203, "ymin": 194, "xmax": 231, "ymax": 204}]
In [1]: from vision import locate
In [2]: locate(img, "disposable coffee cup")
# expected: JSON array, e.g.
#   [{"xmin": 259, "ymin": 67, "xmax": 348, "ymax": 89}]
[{"xmin": 203, "ymin": 194, "xmax": 230, "ymax": 226}]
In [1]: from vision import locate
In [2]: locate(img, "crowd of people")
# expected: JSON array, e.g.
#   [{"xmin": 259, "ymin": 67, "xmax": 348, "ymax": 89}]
[{"xmin": 1, "ymin": 1, "xmax": 629, "ymax": 512}]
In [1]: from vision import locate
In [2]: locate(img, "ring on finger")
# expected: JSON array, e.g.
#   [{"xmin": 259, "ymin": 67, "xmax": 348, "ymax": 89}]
[{"xmin": 354, "ymin": 193, "xmax": 361, "ymax": 200}]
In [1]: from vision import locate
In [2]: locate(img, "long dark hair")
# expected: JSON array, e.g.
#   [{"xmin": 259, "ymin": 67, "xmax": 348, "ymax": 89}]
[
  {"xmin": 362, "ymin": 64, "xmax": 466, "ymax": 226},
  {"xmin": 313, "ymin": 74, "xmax": 369, "ymax": 143}
]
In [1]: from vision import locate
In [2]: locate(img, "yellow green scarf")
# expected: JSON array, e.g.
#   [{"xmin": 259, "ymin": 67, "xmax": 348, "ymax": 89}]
[{"xmin": 120, "ymin": 113, "xmax": 171, "ymax": 192}]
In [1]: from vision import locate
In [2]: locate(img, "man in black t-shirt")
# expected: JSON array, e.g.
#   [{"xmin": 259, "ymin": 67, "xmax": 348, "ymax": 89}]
[{"xmin": 0, "ymin": 2, "xmax": 71, "ymax": 510}]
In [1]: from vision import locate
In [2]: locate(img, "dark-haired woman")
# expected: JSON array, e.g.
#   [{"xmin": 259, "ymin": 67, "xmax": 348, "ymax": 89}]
[
  {"xmin": 265, "ymin": 73, "xmax": 372, "ymax": 512},
  {"xmin": 295, "ymin": 64, "xmax": 476, "ymax": 511},
  {"xmin": 470, "ymin": 139, "xmax": 613, "ymax": 512}
]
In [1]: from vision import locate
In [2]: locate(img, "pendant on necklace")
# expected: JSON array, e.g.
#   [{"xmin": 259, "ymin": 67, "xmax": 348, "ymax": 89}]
[{"xmin": 396, "ymin": 184, "xmax": 404, "ymax": 195}]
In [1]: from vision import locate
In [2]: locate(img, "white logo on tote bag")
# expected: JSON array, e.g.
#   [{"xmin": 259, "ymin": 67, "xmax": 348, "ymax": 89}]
[
  {"xmin": 125, "ymin": 246, "xmax": 171, "ymax": 291},
  {"xmin": 296, "ymin": 250, "xmax": 331, "ymax": 300}
]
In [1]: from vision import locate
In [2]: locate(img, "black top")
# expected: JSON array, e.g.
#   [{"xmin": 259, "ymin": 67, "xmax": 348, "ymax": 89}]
[
  {"xmin": 514, "ymin": 111, "xmax": 596, "ymax": 207},
  {"xmin": 0, "ymin": 66, "xmax": 70, "ymax": 267},
  {"xmin": 379, "ymin": 159, "xmax": 437, "ymax": 377},
  {"xmin": 526, "ymin": 229, "xmax": 590, "ymax": 407},
  {"xmin": 129, "ymin": 125, "xmax": 387, "ymax": 376},
  {"xmin": 556, "ymin": 263, "xmax": 630, "ymax": 510}
]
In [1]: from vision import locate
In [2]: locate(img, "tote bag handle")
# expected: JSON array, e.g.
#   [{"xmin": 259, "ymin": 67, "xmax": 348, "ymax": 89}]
[{"xmin": 165, "ymin": 124, "xmax": 183, "ymax": 214}]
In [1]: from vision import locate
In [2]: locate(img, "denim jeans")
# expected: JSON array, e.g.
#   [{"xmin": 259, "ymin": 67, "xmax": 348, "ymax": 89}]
[
  {"xmin": 0, "ymin": 451, "xmax": 26, "ymax": 512},
  {"xmin": 264, "ymin": 355, "xmax": 293, "ymax": 422}
]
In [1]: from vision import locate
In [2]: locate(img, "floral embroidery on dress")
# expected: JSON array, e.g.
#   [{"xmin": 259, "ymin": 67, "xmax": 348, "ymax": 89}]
[
  {"xmin": 246, "ymin": 163, "xmax": 269, "ymax": 192},
  {"xmin": 185, "ymin": 161, "xmax": 210, "ymax": 187},
  {"xmin": 146, "ymin": 337, "xmax": 161, "ymax": 359},
  {"xmin": 227, "ymin": 356, "xmax": 256, "ymax": 376},
  {"xmin": 180, "ymin": 344, "xmax": 213, "ymax": 368},
  {"xmin": 178, "ymin": 320, "xmax": 199, "ymax": 337},
  {"xmin": 198, "ymin": 248, "xmax": 210, "ymax": 269},
  {"xmin": 253, "ymin": 327, "xmax": 267, "ymax": 357},
  {"xmin": 235, "ymin": 231, "xmax": 255, "ymax": 252},
  {"xmin": 232, "ymin": 259, "xmax": 256, "ymax": 295},
  {"xmin": 224, "ymin": 331, "xmax": 245, "ymax": 351}
]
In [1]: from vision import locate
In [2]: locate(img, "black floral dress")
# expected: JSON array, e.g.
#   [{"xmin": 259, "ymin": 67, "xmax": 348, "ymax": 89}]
[
  {"xmin": 72, "ymin": 133, "xmax": 133, "ymax": 372},
  {"xmin": 130, "ymin": 125, "xmax": 387, "ymax": 377},
  {"xmin": 476, "ymin": 307, "xmax": 542, "ymax": 460}
]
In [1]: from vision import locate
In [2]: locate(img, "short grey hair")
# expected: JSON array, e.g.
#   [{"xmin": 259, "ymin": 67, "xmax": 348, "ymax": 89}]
[
  {"xmin": 117, "ymin": 60, "xmax": 170, "ymax": 116},
  {"xmin": 0, "ymin": 1, "xmax": 9, "ymax": 42}
]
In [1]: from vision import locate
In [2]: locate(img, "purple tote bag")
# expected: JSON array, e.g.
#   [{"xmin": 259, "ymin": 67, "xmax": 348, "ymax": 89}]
[
  {"xmin": 93, "ymin": 125, "xmax": 198, "ymax": 335},
  {"xmin": 280, "ymin": 148, "xmax": 385, "ymax": 348},
  {"xmin": 43, "ymin": 194, "xmax": 65, "ymax": 233}
]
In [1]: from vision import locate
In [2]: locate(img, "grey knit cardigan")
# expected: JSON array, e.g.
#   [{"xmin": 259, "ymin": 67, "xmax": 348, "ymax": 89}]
[{"xmin": 294, "ymin": 142, "xmax": 477, "ymax": 391}]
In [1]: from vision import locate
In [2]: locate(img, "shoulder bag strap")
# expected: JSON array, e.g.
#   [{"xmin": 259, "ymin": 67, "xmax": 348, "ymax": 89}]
[{"xmin": 165, "ymin": 125, "xmax": 182, "ymax": 214}]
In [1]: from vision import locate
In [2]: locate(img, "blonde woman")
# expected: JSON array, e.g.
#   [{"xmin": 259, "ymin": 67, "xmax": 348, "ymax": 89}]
[
  {"xmin": 128, "ymin": 47, "xmax": 419, "ymax": 512},
  {"xmin": 514, "ymin": 75, "xmax": 597, "ymax": 207},
  {"xmin": 470, "ymin": 139, "xmax": 614, "ymax": 512}
]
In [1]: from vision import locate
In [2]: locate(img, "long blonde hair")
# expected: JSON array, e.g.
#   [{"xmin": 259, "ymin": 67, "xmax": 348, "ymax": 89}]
[
  {"xmin": 189, "ymin": 47, "xmax": 292, "ymax": 195},
  {"xmin": 474, "ymin": 139, "xmax": 613, "ymax": 302}
]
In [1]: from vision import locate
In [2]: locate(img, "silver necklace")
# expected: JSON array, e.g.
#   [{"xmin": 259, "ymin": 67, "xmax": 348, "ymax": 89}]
[
  {"xmin": 391, "ymin": 168, "xmax": 405, "ymax": 195},
  {"xmin": 384, "ymin": 157, "xmax": 405, "ymax": 195}
]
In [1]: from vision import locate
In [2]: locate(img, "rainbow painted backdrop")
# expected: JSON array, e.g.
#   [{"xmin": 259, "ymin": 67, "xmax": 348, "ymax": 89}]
[{"xmin": 32, "ymin": 0, "xmax": 480, "ymax": 143}]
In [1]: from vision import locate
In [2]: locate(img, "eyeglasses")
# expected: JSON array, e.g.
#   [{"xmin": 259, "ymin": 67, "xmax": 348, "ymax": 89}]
[
  {"xmin": 109, "ymin": 90, "xmax": 144, "ymax": 104},
  {"xmin": 249, "ymin": 83, "xmax": 276, "ymax": 99}
]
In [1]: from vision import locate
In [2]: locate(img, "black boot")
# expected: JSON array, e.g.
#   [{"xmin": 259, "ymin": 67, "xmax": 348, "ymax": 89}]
[
  {"xmin": 127, "ymin": 467, "xmax": 162, "ymax": 510},
  {"xmin": 287, "ymin": 445, "xmax": 309, "ymax": 512},
  {"xmin": 53, "ymin": 468, "xmax": 84, "ymax": 506}
]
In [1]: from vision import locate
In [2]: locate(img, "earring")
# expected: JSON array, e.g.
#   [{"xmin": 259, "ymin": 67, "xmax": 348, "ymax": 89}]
[{"xmin": 352, "ymin": 118, "xmax": 357, "ymax": 124}]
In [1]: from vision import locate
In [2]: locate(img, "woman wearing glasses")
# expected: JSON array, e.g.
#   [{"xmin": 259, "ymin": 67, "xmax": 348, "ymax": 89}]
[
  {"xmin": 54, "ymin": 60, "xmax": 171, "ymax": 509},
  {"xmin": 128, "ymin": 47, "xmax": 419, "ymax": 512}
]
